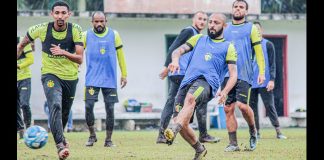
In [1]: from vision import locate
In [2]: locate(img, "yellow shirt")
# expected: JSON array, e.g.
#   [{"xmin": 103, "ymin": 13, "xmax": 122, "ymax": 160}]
[
  {"xmin": 17, "ymin": 37, "xmax": 34, "ymax": 81},
  {"xmin": 27, "ymin": 22, "xmax": 83, "ymax": 80}
]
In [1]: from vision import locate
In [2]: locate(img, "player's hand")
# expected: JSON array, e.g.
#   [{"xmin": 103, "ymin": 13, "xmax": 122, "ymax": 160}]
[
  {"xmin": 50, "ymin": 44, "xmax": 65, "ymax": 56},
  {"xmin": 121, "ymin": 77, "xmax": 127, "ymax": 89},
  {"xmin": 217, "ymin": 90, "xmax": 227, "ymax": 104},
  {"xmin": 257, "ymin": 74, "xmax": 265, "ymax": 85},
  {"xmin": 168, "ymin": 62, "xmax": 180, "ymax": 75},
  {"xmin": 266, "ymin": 80, "xmax": 275, "ymax": 91},
  {"xmin": 159, "ymin": 67, "xmax": 169, "ymax": 80}
]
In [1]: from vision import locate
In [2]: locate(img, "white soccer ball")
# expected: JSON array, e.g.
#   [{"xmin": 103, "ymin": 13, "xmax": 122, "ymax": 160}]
[{"xmin": 23, "ymin": 125, "xmax": 48, "ymax": 149}]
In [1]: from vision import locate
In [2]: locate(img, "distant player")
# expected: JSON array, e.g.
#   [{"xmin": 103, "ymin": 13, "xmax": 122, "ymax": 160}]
[
  {"xmin": 17, "ymin": 36, "xmax": 34, "ymax": 139},
  {"xmin": 83, "ymin": 11, "xmax": 127, "ymax": 147},
  {"xmin": 249, "ymin": 21, "xmax": 287, "ymax": 139}
]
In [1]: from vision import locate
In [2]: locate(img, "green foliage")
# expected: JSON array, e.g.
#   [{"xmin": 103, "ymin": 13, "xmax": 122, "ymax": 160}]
[{"xmin": 262, "ymin": 0, "xmax": 306, "ymax": 13}]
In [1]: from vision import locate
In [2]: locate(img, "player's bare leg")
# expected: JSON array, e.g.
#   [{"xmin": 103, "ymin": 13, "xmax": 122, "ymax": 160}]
[
  {"xmin": 164, "ymin": 93, "xmax": 206, "ymax": 159},
  {"xmin": 237, "ymin": 101, "xmax": 257, "ymax": 151},
  {"xmin": 224, "ymin": 103, "xmax": 240, "ymax": 152},
  {"xmin": 164, "ymin": 93, "xmax": 196, "ymax": 144}
]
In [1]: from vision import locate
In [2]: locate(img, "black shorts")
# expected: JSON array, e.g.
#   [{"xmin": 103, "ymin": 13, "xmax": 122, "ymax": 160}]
[
  {"xmin": 85, "ymin": 86, "xmax": 119, "ymax": 103},
  {"xmin": 173, "ymin": 77, "xmax": 212, "ymax": 120},
  {"xmin": 221, "ymin": 77, "xmax": 251, "ymax": 105}
]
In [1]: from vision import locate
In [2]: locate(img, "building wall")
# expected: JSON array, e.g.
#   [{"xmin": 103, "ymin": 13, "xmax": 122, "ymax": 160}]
[{"xmin": 17, "ymin": 16, "xmax": 306, "ymax": 118}]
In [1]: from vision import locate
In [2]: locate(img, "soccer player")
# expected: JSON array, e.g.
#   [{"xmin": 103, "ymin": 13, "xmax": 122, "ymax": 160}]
[
  {"xmin": 221, "ymin": 0, "xmax": 266, "ymax": 151},
  {"xmin": 164, "ymin": 13, "xmax": 238, "ymax": 160},
  {"xmin": 83, "ymin": 11, "xmax": 127, "ymax": 147},
  {"xmin": 17, "ymin": 1, "xmax": 84, "ymax": 159},
  {"xmin": 17, "ymin": 36, "xmax": 34, "ymax": 139},
  {"xmin": 157, "ymin": 11, "xmax": 220, "ymax": 144},
  {"xmin": 249, "ymin": 21, "xmax": 287, "ymax": 139}
]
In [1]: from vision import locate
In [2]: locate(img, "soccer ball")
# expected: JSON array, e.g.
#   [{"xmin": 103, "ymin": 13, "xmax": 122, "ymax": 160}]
[{"xmin": 23, "ymin": 125, "xmax": 48, "ymax": 149}]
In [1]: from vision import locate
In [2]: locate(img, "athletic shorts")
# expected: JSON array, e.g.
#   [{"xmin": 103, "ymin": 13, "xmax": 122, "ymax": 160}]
[
  {"xmin": 84, "ymin": 86, "xmax": 119, "ymax": 103},
  {"xmin": 221, "ymin": 77, "xmax": 251, "ymax": 105},
  {"xmin": 173, "ymin": 77, "xmax": 213, "ymax": 120}
]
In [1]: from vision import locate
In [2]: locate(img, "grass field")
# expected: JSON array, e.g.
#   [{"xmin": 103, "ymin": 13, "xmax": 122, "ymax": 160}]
[{"xmin": 17, "ymin": 128, "xmax": 306, "ymax": 160}]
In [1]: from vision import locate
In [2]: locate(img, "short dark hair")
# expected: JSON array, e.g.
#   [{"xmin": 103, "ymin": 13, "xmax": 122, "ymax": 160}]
[
  {"xmin": 51, "ymin": 1, "xmax": 70, "ymax": 11},
  {"xmin": 232, "ymin": 0, "xmax": 249, "ymax": 10},
  {"xmin": 253, "ymin": 21, "xmax": 262, "ymax": 27},
  {"xmin": 91, "ymin": 11, "xmax": 107, "ymax": 21}
]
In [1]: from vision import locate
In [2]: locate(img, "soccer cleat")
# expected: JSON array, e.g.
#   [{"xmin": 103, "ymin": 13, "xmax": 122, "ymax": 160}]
[
  {"xmin": 199, "ymin": 133, "xmax": 221, "ymax": 143},
  {"xmin": 156, "ymin": 133, "xmax": 167, "ymax": 144},
  {"xmin": 57, "ymin": 143, "xmax": 69, "ymax": 160},
  {"xmin": 193, "ymin": 145, "xmax": 207, "ymax": 160},
  {"xmin": 85, "ymin": 136, "xmax": 97, "ymax": 147},
  {"xmin": 224, "ymin": 144, "xmax": 240, "ymax": 152},
  {"xmin": 164, "ymin": 128, "xmax": 176, "ymax": 145},
  {"xmin": 104, "ymin": 140, "xmax": 116, "ymax": 147},
  {"xmin": 277, "ymin": 134, "xmax": 287, "ymax": 139},
  {"xmin": 249, "ymin": 133, "xmax": 258, "ymax": 151}
]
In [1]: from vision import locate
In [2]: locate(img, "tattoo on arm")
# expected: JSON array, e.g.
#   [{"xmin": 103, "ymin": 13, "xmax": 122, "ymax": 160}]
[
  {"xmin": 178, "ymin": 44, "xmax": 191, "ymax": 55},
  {"xmin": 19, "ymin": 36, "xmax": 32, "ymax": 49}
]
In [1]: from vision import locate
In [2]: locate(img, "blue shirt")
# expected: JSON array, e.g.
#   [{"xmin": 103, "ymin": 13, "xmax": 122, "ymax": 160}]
[
  {"xmin": 180, "ymin": 35, "xmax": 236, "ymax": 96},
  {"xmin": 168, "ymin": 26, "xmax": 199, "ymax": 76},
  {"xmin": 223, "ymin": 22, "xmax": 254, "ymax": 84},
  {"xmin": 252, "ymin": 39, "xmax": 270, "ymax": 88},
  {"xmin": 85, "ymin": 28, "xmax": 117, "ymax": 88}
]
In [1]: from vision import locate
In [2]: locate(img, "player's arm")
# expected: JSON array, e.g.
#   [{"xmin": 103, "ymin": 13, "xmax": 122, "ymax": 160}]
[
  {"xmin": 18, "ymin": 23, "xmax": 46, "ymax": 59},
  {"xmin": 82, "ymin": 31, "xmax": 87, "ymax": 49},
  {"xmin": 169, "ymin": 34, "xmax": 202, "ymax": 74},
  {"xmin": 51, "ymin": 24, "xmax": 84, "ymax": 64},
  {"xmin": 267, "ymin": 41, "xmax": 276, "ymax": 81},
  {"xmin": 218, "ymin": 43, "xmax": 238, "ymax": 104},
  {"xmin": 159, "ymin": 28, "xmax": 195, "ymax": 79},
  {"xmin": 114, "ymin": 30, "xmax": 127, "ymax": 88},
  {"xmin": 164, "ymin": 28, "xmax": 195, "ymax": 67},
  {"xmin": 17, "ymin": 35, "xmax": 32, "ymax": 59},
  {"xmin": 17, "ymin": 43, "xmax": 34, "ymax": 70},
  {"xmin": 266, "ymin": 40, "xmax": 276, "ymax": 91},
  {"xmin": 251, "ymin": 24, "xmax": 265, "ymax": 84}
]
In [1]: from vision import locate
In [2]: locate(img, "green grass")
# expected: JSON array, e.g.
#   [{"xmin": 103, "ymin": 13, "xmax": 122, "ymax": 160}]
[{"xmin": 17, "ymin": 128, "xmax": 306, "ymax": 160}]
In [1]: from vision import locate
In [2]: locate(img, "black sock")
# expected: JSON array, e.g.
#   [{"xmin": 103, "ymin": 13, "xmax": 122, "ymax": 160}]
[
  {"xmin": 88, "ymin": 125, "xmax": 96, "ymax": 137},
  {"xmin": 106, "ymin": 130, "xmax": 113, "ymax": 141},
  {"xmin": 192, "ymin": 141, "xmax": 205, "ymax": 153},
  {"xmin": 228, "ymin": 131, "xmax": 237, "ymax": 146},
  {"xmin": 275, "ymin": 127, "xmax": 281, "ymax": 135},
  {"xmin": 249, "ymin": 125, "xmax": 256, "ymax": 136}
]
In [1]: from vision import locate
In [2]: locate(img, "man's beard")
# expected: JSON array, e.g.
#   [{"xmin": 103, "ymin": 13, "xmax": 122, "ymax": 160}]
[
  {"xmin": 94, "ymin": 26, "xmax": 105, "ymax": 33},
  {"xmin": 207, "ymin": 28, "xmax": 223, "ymax": 39},
  {"xmin": 233, "ymin": 15, "xmax": 245, "ymax": 21}
]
